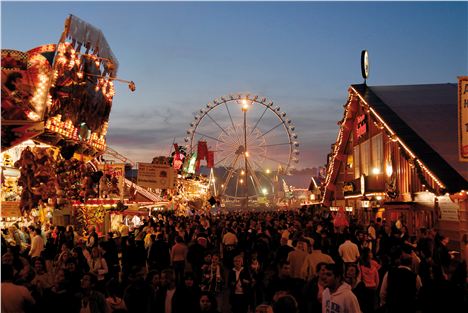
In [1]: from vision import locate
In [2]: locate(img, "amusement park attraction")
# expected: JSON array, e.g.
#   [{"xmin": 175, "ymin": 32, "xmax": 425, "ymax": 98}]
[
  {"xmin": 1, "ymin": 13, "xmax": 304, "ymax": 235},
  {"xmin": 184, "ymin": 93, "xmax": 300, "ymax": 210},
  {"xmin": 1, "ymin": 15, "xmax": 137, "ymax": 232}
]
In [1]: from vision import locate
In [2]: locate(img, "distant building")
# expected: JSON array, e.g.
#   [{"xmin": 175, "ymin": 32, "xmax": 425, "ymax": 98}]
[{"xmin": 323, "ymin": 83, "xmax": 468, "ymax": 250}]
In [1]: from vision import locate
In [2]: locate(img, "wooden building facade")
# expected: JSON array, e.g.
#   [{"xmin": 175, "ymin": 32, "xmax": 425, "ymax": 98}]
[{"xmin": 323, "ymin": 83, "xmax": 468, "ymax": 250}]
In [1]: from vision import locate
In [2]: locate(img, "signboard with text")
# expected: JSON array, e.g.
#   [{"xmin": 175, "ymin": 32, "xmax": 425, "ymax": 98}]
[
  {"xmin": 459, "ymin": 76, "xmax": 468, "ymax": 161},
  {"xmin": 1, "ymin": 201, "xmax": 22, "ymax": 217},
  {"xmin": 437, "ymin": 195, "xmax": 459, "ymax": 222},
  {"xmin": 137, "ymin": 163, "xmax": 176, "ymax": 190}
]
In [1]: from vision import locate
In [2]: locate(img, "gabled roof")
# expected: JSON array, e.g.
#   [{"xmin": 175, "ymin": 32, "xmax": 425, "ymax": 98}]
[{"xmin": 351, "ymin": 83, "xmax": 467, "ymax": 193}]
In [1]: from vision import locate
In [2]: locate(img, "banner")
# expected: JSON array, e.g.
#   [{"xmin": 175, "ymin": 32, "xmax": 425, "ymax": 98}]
[
  {"xmin": 98, "ymin": 163, "xmax": 125, "ymax": 200},
  {"xmin": 197, "ymin": 141, "xmax": 208, "ymax": 161},
  {"xmin": 207, "ymin": 151, "xmax": 214, "ymax": 168},
  {"xmin": 137, "ymin": 162, "xmax": 176, "ymax": 190},
  {"xmin": 186, "ymin": 153, "xmax": 197, "ymax": 174},
  {"xmin": 172, "ymin": 144, "xmax": 184, "ymax": 170},
  {"xmin": 458, "ymin": 76, "xmax": 468, "ymax": 161}
]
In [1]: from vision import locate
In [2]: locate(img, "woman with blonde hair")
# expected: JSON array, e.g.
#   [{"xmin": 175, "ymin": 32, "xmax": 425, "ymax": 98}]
[{"xmin": 87, "ymin": 246, "xmax": 108, "ymax": 292}]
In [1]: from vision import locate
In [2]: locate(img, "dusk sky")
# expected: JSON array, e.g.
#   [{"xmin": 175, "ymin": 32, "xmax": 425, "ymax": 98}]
[{"xmin": 2, "ymin": 1, "xmax": 467, "ymax": 169}]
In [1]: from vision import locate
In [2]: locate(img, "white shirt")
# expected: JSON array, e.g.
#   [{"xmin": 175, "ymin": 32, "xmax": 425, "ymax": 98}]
[
  {"xmin": 338, "ymin": 240, "xmax": 360, "ymax": 263},
  {"xmin": 165, "ymin": 288, "xmax": 176, "ymax": 313},
  {"xmin": 29, "ymin": 234, "xmax": 44, "ymax": 258}
]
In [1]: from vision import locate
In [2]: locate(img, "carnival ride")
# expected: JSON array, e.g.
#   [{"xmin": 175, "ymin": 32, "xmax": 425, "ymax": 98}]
[{"xmin": 185, "ymin": 94, "xmax": 299, "ymax": 208}]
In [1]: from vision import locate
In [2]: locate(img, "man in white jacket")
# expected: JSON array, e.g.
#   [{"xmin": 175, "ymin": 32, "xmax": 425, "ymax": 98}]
[{"xmin": 322, "ymin": 263, "xmax": 361, "ymax": 313}]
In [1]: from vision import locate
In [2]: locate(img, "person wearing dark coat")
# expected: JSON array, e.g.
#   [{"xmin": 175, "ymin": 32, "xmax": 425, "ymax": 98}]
[
  {"xmin": 123, "ymin": 266, "xmax": 153, "ymax": 313},
  {"xmin": 148, "ymin": 233, "xmax": 171, "ymax": 272},
  {"xmin": 154, "ymin": 268, "xmax": 189, "ymax": 313},
  {"xmin": 228, "ymin": 255, "xmax": 253, "ymax": 313}
]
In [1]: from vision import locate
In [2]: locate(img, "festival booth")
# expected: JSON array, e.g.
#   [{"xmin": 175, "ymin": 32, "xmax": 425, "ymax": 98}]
[
  {"xmin": 323, "ymin": 81, "xmax": 468, "ymax": 250},
  {"xmin": 1, "ymin": 15, "xmax": 126, "ymax": 234}
]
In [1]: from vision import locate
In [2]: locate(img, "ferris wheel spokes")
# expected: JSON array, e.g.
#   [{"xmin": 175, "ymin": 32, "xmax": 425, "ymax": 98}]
[
  {"xmin": 205, "ymin": 112, "xmax": 230, "ymax": 137},
  {"xmin": 249, "ymin": 106, "xmax": 269, "ymax": 136},
  {"xmin": 224, "ymin": 102, "xmax": 243, "ymax": 146},
  {"xmin": 214, "ymin": 150, "xmax": 237, "ymax": 167},
  {"xmin": 193, "ymin": 131, "xmax": 225, "ymax": 144},
  {"xmin": 246, "ymin": 158, "xmax": 264, "ymax": 197},
  {"xmin": 219, "ymin": 153, "xmax": 241, "ymax": 196},
  {"xmin": 186, "ymin": 93, "xmax": 299, "ymax": 204},
  {"xmin": 259, "ymin": 142, "xmax": 292, "ymax": 148},
  {"xmin": 255, "ymin": 122, "xmax": 284, "ymax": 140}
]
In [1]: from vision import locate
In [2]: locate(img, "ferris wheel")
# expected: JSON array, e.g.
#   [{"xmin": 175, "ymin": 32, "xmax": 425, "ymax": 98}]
[{"xmin": 185, "ymin": 93, "xmax": 299, "ymax": 205}]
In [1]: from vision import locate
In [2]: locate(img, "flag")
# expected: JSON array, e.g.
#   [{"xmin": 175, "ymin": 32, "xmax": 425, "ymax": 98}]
[
  {"xmin": 197, "ymin": 141, "xmax": 208, "ymax": 161},
  {"xmin": 207, "ymin": 151, "xmax": 214, "ymax": 168},
  {"xmin": 173, "ymin": 144, "xmax": 184, "ymax": 170},
  {"xmin": 187, "ymin": 152, "xmax": 197, "ymax": 174}
]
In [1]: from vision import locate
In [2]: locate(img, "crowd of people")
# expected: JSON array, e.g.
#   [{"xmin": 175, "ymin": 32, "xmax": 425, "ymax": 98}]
[{"xmin": 1, "ymin": 207, "xmax": 467, "ymax": 313}]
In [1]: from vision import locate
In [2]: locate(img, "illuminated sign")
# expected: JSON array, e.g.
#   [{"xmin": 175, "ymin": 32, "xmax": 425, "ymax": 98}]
[
  {"xmin": 356, "ymin": 114, "xmax": 367, "ymax": 139},
  {"xmin": 343, "ymin": 182, "xmax": 355, "ymax": 195}
]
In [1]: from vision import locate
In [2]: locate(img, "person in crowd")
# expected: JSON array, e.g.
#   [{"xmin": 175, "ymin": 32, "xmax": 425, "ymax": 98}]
[
  {"xmin": 87, "ymin": 246, "xmax": 109, "ymax": 292},
  {"xmin": 123, "ymin": 266, "xmax": 153, "ymax": 313},
  {"xmin": 338, "ymin": 233, "xmax": 360, "ymax": 265},
  {"xmin": 228, "ymin": 255, "xmax": 252, "ymax": 313},
  {"xmin": 343, "ymin": 264, "xmax": 367, "ymax": 312},
  {"xmin": 266, "ymin": 260, "xmax": 304, "ymax": 304},
  {"xmin": 146, "ymin": 270, "xmax": 161, "ymax": 294},
  {"xmin": 199, "ymin": 291, "xmax": 221, "ymax": 313},
  {"xmin": 87, "ymin": 226, "xmax": 99, "ymax": 249},
  {"xmin": 287, "ymin": 239, "xmax": 309, "ymax": 281},
  {"xmin": 1, "ymin": 263, "xmax": 35, "ymax": 313},
  {"xmin": 100, "ymin": 236, "xmax": 120, "ymax": 281},
  {"xmin": 154, "ymin": 268, "xmax": 187, "ymax": 313},
  {"xmin": 30, "ymin": 257, "xmax": 53, "ymax": 296},
  {"xmin": 73, "ymin": 272, "xmax": 108, "ymax": 313},
  {"xmin": 275, "ymin": 236, "xmax": 294, "ymax": 265},
  {"xmin": 105, "ymin": 278, "xmax": 127, "ymax": 313},
  {"xmin": 180, "ymin": 272, "xmax": 201, "ymax": 311},
  {"xmin": 301, "ymin": 238, "xmax": 335, "ymax": 281},
  {"xmin": 171, "ymin": 235, "xmax": 188, "ymax": 286},
  {"xmin": 65, "ymin": 257, "xmax": 83, "ymax": 294},
  {"xmin": 358, "ymin": 247, "xmax": 380, "ymax": 312},
  {"xmin": 200, "ymin": 252, "xmax": 223, "ymax": 295},
  {"xmin": 41, "ymin": 268, "xmax": 74, "ymax": 313},
  {"xmin": 321, "ymin": 263, "xmax": 361, "ymax": 313},
  {"xmin": 148, "ymin": 233, "xmax": 170, "ymax": 272},
  {"xmin": 254, "ymin": 304, "xmax": 274, "ymax": 313},
  {"xmin": 380, "ymin": 254, "xmax": 423, "ymax": 313},
  {"xmin": 272, "ymin": 293, "xmax": 299, "ymax": 313},
  {"xmin": 29, "ymin": 227, "xmax": 44, "ymax": 259},
  {"xmin": 2, "ymin": 247, "xmax": 30, "ymax": 281},
  {"xmin": 303, "ymin": 262, "xmax": 328, "ymax": 313},
  {"xmin": 222, "ymin": 227, "xmax": 238, "ymax": 269},
  {"xmin": 65, "ymin": 225, "xmax": 76, "ymax": 248}
]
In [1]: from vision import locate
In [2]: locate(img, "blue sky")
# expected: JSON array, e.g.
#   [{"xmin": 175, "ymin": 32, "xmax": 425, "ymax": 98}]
[{"xmin": 2, "ymin": 1, "xmax": 467, "ymax": 169}]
